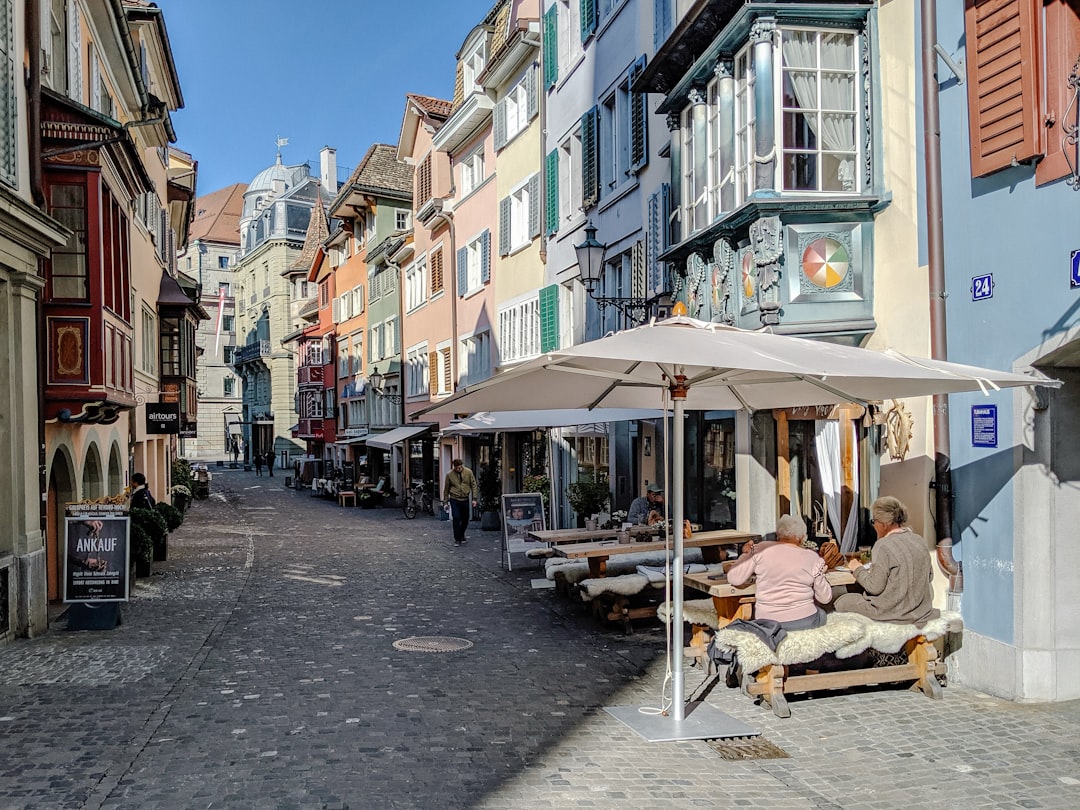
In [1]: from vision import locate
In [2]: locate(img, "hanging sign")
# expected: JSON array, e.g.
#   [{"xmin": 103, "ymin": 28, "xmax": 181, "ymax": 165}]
[{"xmin": 146, "ymin": 402, "xmax": 180, "ymax": 434}]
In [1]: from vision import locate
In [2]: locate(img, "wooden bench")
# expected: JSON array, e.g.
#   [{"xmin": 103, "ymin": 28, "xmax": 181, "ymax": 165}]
[{"xmin": 337, "ymin": 491, "xmax": 357, "ymax": 507}]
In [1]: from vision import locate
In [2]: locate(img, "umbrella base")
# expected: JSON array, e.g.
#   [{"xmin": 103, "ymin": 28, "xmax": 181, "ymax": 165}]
[{"xmin": 605, "ymin": 701, "xmax": 757, "ymax": 743}]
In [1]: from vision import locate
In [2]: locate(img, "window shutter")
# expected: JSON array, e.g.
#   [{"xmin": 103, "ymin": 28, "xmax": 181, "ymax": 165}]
[
  {"xmin": 964, "ymin": 0, "xmax": 1042, "ymax": 177},
  {"xmin": 457, "ymin": 246, "xmax": 468, "ymax": 295},
  {"xmin": 357, "ymin": 285, "xmax": 365, "ymax": 313},
  {"xmin": 526, "ymin": 64, "xmax": 538, "ymax": 121},
  {"xmin": 629, "ymin": 56, "xmax": 649, "ymax": 172},
  {"xmin": 647, "ymin": 188, "xmax": 662, "ymax": 295},
  {"xmin": 632, "ymin": 239, "xmax": 646, "ymax": 300},
  {"xmin": 545, "ymin": 149, "xmax": 559, "ymax": 235},
  {"xmin": 480, "ymin": 230, "xmax": 491, "ymax": 283},
  {"xmin": 580, "ymin": 0, "xmax": 597, "ymax": 43},
  {"xmin": 499, "ymin": 196, "xmax": 512, "ymax": 256},
  {"xmin": 441, "ymin": 346, "xmax": 452, "ymax": 392},
  {"xmin": 0, "ymin": 0, "xmax": 15, "ymax": 186},
  {"xmin": 543, "ymin": 5, "xmax": 558, "ymax": 89},
  {"xmin": 494, "ymin": 99, "xmax": 507, "ymax": 150},
  {"xmin": 90, "ymin": 51, "xmax": 101, "ymax": 113},
  {"xmin": 581, "ymin": 106, "xmax": 599, "ymax": 209},
  {"xmin": 539, "ymin": 284, "xmax": 560, "ymax": 353},
  {"xmin": 431, "ymin": 248, "xmax": 443, "ymax": 292},
  {"xmin": 429, "ymin": 350, "xmax": 439, "ymax": 394},
  {"xmin": 67, "ymin": 0, "xmax": 82, "ymax": 102},
  {"xmin": 527, "ymin": 173, "xmax": 541, "ymax": 238},
  {"xmin": 654, "ymin": 0, "xmax": 672, "ymax": 52},
  {"xmin": 415, "ymin": 154, "xmax": 432, "ymax": 208},
  {"xmin": 332, "ymin": 296, "xmax": 341, "ymax": 323}
]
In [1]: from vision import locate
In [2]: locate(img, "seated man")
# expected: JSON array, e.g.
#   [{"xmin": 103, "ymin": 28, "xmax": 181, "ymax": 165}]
[
  {"xmin": 726, "ymin": 514, "xmax": 833, "ymax": 630},
  {"xmin": 628, "ymin": 483, "xmax": 664, "ymax": 526}
]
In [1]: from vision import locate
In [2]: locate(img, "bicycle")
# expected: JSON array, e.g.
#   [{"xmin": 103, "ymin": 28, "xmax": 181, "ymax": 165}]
[{"xmin": 402, "ymin": 480, "xmax": 434, "ymax": 519}]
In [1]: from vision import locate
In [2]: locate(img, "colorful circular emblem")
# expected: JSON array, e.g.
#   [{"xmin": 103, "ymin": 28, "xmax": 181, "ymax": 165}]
[
  {"xmin": 741, "ymin": 251, "xmax": 755, "ymax": 300},
  {"xmin": 711, "ymin": 265, "xmax": 723, "ymax": 308},
  {"xmin": 801, "ymin": 237, "xmax": 850, "ymax": 289}
]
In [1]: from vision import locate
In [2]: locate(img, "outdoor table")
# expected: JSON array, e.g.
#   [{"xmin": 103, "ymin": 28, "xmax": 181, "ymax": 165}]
[
  {"xmin": 527, "ymin": 527, "xmax": 627, "ymax": 545},
  {"xmin": 553, "ymin": 530, "xmax": 758, "ymax": 578},
  {"xmin": 684, "ymin": 568, "xmax": 857, "ymax": 626}
]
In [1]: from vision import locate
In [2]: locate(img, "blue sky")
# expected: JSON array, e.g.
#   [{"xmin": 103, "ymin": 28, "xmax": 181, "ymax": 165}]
[{"xmin": 157, "ymin": 0, "xmax": 496, "ymax": 194}]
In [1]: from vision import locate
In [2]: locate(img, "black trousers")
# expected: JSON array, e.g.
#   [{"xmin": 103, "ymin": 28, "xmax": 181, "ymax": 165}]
[{"xmin": 449, "ymin": 498, "xmax": 470, "ymax": 542}]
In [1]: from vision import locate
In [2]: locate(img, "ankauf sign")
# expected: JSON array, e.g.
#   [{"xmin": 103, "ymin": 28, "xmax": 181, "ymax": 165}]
[{"xmin": 146, "ymin": 402, "xmax": 180, "ymax": 434}]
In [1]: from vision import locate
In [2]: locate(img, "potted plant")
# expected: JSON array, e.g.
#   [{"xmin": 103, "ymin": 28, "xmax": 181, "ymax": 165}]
[
  {"xmin": 566, "ymin": 479, "xmax": 611, "ymax": 527},
  {"xmin": 154, "ymin": 502, "xmax": 184, "ymax": 563},
  {"xmin": 170, "ymin": 484, "xmax": 192, "ymax": 512},
  {"xmin": 129, "ymin": 507, "xmax": 164, "ymax": 577},
  {"xmin": 477, "ymin": 461, "xmax": 502, "ymax": 531}
]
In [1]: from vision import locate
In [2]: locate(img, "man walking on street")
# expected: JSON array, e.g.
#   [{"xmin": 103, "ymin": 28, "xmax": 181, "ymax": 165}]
[
  {"xmin": 442, "ymin": 458, "xmax": 477, "ymax": 545},
  {"xmin": 254, "ymin": 452, "xmax": 263, "ymax": 476},
  {"xmin": 265, "ymin": 450, "xmax": 275, "ymax": 477}
]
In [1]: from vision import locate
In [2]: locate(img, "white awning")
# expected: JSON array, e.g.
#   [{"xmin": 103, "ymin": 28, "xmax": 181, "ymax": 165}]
[
  {"xmin": 227, "ymin": 422, "xmax": 244, "ymax": 434},
  {"xmin": 440, "ymin": 408, "xmax": 664, "ymax": 435},
  {"xmin": 366, "ymin": 424, "xmax": 432, "ymax": 450},
  {"xmin": 335, "ymin": 436, "xmax": 368, "ymax": 445}
]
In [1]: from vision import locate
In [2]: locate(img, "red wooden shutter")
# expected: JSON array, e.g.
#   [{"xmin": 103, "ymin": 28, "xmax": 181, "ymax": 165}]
[
  {"xmin": 1036, "ymin": 0, "xmax": 1080, "ymax": 186},
  {"xmin": 431, "ymin": 247, "xmax": 443, "ymax": 293},
  {"xmin": 964, "ymin": 0, "xmax": 1043, "ymax": 177}
]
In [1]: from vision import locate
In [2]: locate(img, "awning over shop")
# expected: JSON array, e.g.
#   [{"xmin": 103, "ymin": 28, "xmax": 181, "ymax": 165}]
[
  {"xmin": 336, "ymin": 436, "xmax": 368, "ymax": 445},
  {"xmin": 227, "ymin": 421, "xmax": 244, "ymax": 434},
  {"xmin": 441, "ymin": 408, "xmax": 663, "ymax": 435},
  {"xmin": 366, "ymin": 424, "xmax": 432, "ymax": 450}
]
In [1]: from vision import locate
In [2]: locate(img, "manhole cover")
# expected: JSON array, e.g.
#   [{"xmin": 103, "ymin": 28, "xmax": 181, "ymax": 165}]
[
  {"xmin": 392, "ymin": 636, "xmax": 474, "ymax": 653},
  {"xmin": 705, "ymin": 736, "xmax": 789, "ymax": 760}
]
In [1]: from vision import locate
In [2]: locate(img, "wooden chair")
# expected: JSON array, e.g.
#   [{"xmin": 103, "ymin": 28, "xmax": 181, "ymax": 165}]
[{"xmin": 338, "ymin": 491, "xmax": 356, "ymax": 507}]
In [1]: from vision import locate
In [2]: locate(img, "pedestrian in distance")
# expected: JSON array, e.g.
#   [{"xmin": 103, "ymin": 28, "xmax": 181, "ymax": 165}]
[
  {"xmin": 265, "ymin": 450, "xmax": 275, "ymax": 477},
  {"xmin": 129, "ymin": 472, "xmax": 156, "ymax": 509},
  {"xmin": 442, "ymin": 458, "xmax": 477, "ymax": 545},
  {"xmin": 254, "ymin": 452, "xmax": 263, "ymax": 476}
]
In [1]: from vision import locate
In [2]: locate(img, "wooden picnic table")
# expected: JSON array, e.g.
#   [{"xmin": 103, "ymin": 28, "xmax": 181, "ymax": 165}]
[
  {"xmin": 684, "ymin": 568, "xmax": 857, "ymax": 626},
  {"xmin": 526, "ymin": 526, "xmax": 656, "ymax": 545},
  {"xmin": 553, "ymin": 529, "xmax": 759, "ymax": 578}
]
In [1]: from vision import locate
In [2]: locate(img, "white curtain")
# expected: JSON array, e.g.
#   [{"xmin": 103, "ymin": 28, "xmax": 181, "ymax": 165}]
[
  {"xmin": 781, "ymin": 31, "xmax": 857, "ymax": 190},
  {"xmin": 814, "ymin": 420, "xmax": 860, "ymax": 553}
]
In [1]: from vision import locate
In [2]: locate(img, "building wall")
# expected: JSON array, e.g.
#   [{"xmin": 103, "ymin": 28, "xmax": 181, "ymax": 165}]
[{"xmin": 929, "ymin": 1, "xmax": 1080, "ymax": 701}]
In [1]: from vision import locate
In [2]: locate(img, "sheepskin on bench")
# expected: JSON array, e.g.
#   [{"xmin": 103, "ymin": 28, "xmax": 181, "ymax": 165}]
[
  {"xmin": 711, "ymin": 610, "xmax": 964, "ymax": 676},
  {"xmin": 575, "ymin": 563, "xmax": 722, "ymax": 601},
  {"xmin": 544, "ymin": 548, "xmax": 707, "ymax": 585},
  {"xmin": 657, "ymin": 598, "xmax": 725, "ymax": 630}
]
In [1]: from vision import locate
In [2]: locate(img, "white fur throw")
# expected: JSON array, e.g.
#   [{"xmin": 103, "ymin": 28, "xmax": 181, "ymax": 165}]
[
  {"xmin": 577, "ymin": 573, "xmax": 653, "ymax": 600},
  {"xmin": 712, "ymin": 611, "xmax": 964, "ymax": 675},
  {"xmin": 544, "ymin": 548, "xmax": 706, "ymax": 584},
  {"xmin": 657, "ymin": 599, "xmax": 723, "ymax": 629}
]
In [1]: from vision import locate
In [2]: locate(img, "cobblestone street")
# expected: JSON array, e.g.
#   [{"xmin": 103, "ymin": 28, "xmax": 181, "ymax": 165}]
[{"xmin": 2, "ymin": 467, "xmax": 1078, "ymax": 809}]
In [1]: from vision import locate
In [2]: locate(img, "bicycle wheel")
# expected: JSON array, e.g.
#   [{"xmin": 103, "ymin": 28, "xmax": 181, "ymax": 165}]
[
  {"xmin": 421, "ymin": 493, "xmax": 434, "ymax": 515},
  {"xmin": 403, "ymin": 496, "xmax": 417, "ymax": 519}
]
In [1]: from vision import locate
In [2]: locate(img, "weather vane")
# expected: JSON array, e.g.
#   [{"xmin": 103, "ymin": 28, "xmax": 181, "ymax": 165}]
[{"xmin": 275, "ymin": 136, "xmax": 288, "ymax": 161}]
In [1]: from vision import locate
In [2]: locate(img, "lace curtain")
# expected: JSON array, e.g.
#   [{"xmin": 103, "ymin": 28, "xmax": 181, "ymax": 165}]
[{"xmin": 814, "ymin": 420, "xmax": 860, "ymax": 553}]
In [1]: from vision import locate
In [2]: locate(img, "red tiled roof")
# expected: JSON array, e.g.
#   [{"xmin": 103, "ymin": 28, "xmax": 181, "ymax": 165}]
[
  {"xmin": 188, "ymin": 183, "xmax": 246, "ymax": 246},
  {"xmin": 407, "ymin": 93, "xmax": 453, "ymax": 119}
]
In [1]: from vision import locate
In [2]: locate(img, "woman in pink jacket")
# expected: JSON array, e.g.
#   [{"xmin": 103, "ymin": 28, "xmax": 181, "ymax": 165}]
[{"xmin": 726, "ymin": 514, "xmax": 833, "ymax": 630}]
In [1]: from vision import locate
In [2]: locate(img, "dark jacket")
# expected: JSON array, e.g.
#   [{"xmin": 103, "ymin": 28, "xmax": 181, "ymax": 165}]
[{"xmin": 130, "ymin": 485, "xmax": 155, "ymax": 510}]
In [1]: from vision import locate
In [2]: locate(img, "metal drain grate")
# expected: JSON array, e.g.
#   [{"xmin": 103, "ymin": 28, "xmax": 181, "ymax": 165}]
[
  {"xmin": 392, "ymin": 636, "xmax": 474, "ymax": 653},
  {"xmin": 705, "ymin": 736, "xmax": 790, "ymax": 760}
]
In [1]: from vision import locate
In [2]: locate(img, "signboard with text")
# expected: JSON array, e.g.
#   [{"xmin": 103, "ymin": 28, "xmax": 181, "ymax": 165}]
[
  {"xmin": 146, "ymin": 402, "xmax": 181, "ymax": 434},
  {"xmin": 971, "ymin": 404, "xmax": 998, "ymax": 448},
  {"xmin": 63, "ymin": 514, "xmax": 131, "ymax": 602}
]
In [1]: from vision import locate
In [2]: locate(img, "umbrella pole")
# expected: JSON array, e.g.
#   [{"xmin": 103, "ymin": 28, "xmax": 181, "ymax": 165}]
[{"xmin": 671, "ymin": 394, "xmax": 687, "ymax": 721}]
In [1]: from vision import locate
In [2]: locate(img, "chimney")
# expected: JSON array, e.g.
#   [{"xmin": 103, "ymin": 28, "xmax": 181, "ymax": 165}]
[{"xmin": 320, "ymin": 146, "xmax": 337, "ymax": 194}]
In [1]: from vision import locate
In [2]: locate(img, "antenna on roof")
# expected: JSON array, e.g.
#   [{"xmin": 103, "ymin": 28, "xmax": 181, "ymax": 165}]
[{"xmin": 275, "ymin": 136, "xmax": 289, "ymax": 163}]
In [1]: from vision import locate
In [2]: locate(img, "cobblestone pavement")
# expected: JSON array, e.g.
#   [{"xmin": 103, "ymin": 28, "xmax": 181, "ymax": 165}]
[{"xmin": 2, "ymin": 468, "xmax": 1079, "ymax": 809}]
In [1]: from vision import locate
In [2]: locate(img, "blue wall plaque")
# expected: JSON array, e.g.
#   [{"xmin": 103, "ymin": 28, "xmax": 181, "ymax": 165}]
[
  {"xmin": 971, "ymin": 404, "xmax": 998, "ymax": 448},
  {"xmin": 1072, "ymin": 250, "xmax": 1080, "ymax": 288},
  {"xmin": 971, "ymin": 273, "xmax": 994, "ymax": 301}
]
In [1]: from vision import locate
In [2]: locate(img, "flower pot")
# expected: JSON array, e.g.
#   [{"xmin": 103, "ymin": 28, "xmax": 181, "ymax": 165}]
[
  {"xmin": 134, "ymin": 558, "xmax": 152, "ymax": 578},
  {"xmin": 172, "ymin": 494, "xmax": 189, "ymax": 512},
  {"xmin": 152, "ymin": 533, "xmax": 168, "ymax": 562},
  {"xmin": 480, "ymin": 510, "xmax": 501, "ymax": 531}
]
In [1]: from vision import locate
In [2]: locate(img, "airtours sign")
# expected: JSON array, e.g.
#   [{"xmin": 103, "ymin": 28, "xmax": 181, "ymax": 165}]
[{"xmin": 146, "ymin": 402, "xmax": 180, "ymax": 434}]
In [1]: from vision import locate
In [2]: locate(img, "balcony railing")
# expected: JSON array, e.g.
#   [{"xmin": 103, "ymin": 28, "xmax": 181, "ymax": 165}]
[{"xmin": 234, "ymin": 339, "xmax": 272, "ymax": 364}]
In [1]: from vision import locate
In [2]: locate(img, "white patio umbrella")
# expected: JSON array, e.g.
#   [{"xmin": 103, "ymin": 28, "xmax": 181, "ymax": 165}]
[{"xmin": 420, "ymin": 316, "xmax": 1054, "ymax": 737}]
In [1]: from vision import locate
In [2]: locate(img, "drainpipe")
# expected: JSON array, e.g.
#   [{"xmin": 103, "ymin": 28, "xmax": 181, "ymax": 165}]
[
  {"xmin": 921, "ymin": 0, "xmax": 960, "ymax": 590},
  {"xmin": 429, "ymin": 210, "xmax": 457, "ymax": 388}
]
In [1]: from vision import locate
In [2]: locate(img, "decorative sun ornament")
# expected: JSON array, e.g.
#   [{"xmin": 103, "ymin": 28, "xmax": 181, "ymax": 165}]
[
  {"xmin": 801, "ymin": 237, "xmax": 851, "ymax": 289},
  {"xmin": 741, "ymin": 250, "xmax": 755, "ymax": 300}
]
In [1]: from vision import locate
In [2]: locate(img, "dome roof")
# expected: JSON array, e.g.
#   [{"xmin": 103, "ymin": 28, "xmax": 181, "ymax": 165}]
[{"xmin": 246, "ymin": 155, "xmax": 295, "ymax": 194}]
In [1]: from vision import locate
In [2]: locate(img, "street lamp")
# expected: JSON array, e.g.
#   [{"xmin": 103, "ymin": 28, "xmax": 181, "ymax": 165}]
[
  {"xmin": 367, "ymin": 370, "xmax": 402, "ymax": 404},
  {"xmin": 574, "ymin": 221, "xmax": 651, "ymax": 324}
]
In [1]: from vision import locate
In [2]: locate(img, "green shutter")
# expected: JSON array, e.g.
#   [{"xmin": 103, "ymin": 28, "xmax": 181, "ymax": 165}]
[
  {"xmin": 543, "ymin": 5, "xmax": 558, "ymax": 89},
  {"xmin": 0, "ymin": 0, "xmax": 15, "ymax": 186},
  {"xmin": 580, "ymin": 0, "xmax": 596, "ymax": 43},
  {"xmin": 581, "ymin": 106, "xmax": 599, "ymax": 210},
  {"xmin": 629, "ymin": 56, "xmax": 648, "ymax": 173},
  {"xmin": 545, "ymin": 149, "xmax": 559, "ymax": 235},
  {"xmin": 539, "ymin": 284, "xmax": 560, "ymax": 353}
]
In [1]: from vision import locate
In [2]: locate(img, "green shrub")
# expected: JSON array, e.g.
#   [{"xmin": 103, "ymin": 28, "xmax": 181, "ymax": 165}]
[
  {"xmin": 566, "ymin": 479, "xmax": 611, "ymax": 519},
  {"xmin": 154, "ymin": 502, "xmax": 184, "ymax": 532},
  {"xmin": 131, "ymin": 506, "xmax": 167, "ymax": 542},
  {"xmin": 129, "ymin": 522, "xmax": 153, "ymax": 565},
  {"xmin": 172, "ymin": 457, "xmax": 194, "ymax": 492}
]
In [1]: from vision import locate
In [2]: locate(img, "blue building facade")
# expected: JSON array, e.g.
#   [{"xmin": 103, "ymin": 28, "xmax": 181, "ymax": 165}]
[{"xmin": 928, "ymin": 0, "xmax": 1079, "ymax": 701}]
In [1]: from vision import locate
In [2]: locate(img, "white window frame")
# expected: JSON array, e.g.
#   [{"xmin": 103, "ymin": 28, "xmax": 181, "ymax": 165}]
[
  {"xmin": 460, "ymin": 149, "xmax": 485, "ymax": 197},
  {"xmin": 406, "ymin": 342, "xmax": 430, "ymax": 398},
  {"xmin": 505, "ymin": 73, "xmax": 530, "ymax": 143},
  {"xmin": 405, "ymin": 257, "xmax": 428, "ymax": 313},
  {"xmin": 557, "ymin": 0, "xmax": 583, "ymax": 75},
  {"xmin": 462, "ymin": 38, "xmax": 487, "ymax": 95},
  {"xmin": 459, "ymin": 329, "xmax": 491, "ymax": 387},
  {"xmin": 395, "ymin": 209, "xmax": 411, "ymax": 231},
  {"xmin": 558, "ymin": 125, "xmax": 583, "ymax": 224},
  {"xmin": 509, "ymin": 181, "xmax": 530, "ymax": 252},
  {"xmin": 464, "ymin": 234, "xmax": 484, "ymax": 293},
  {"xmin": 599, "ymin": 76, "xmax": 631, "ymax": 196},
  {"xmin": 497, "ymin": 295, "xmax": 541, "ymax": 366}
]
